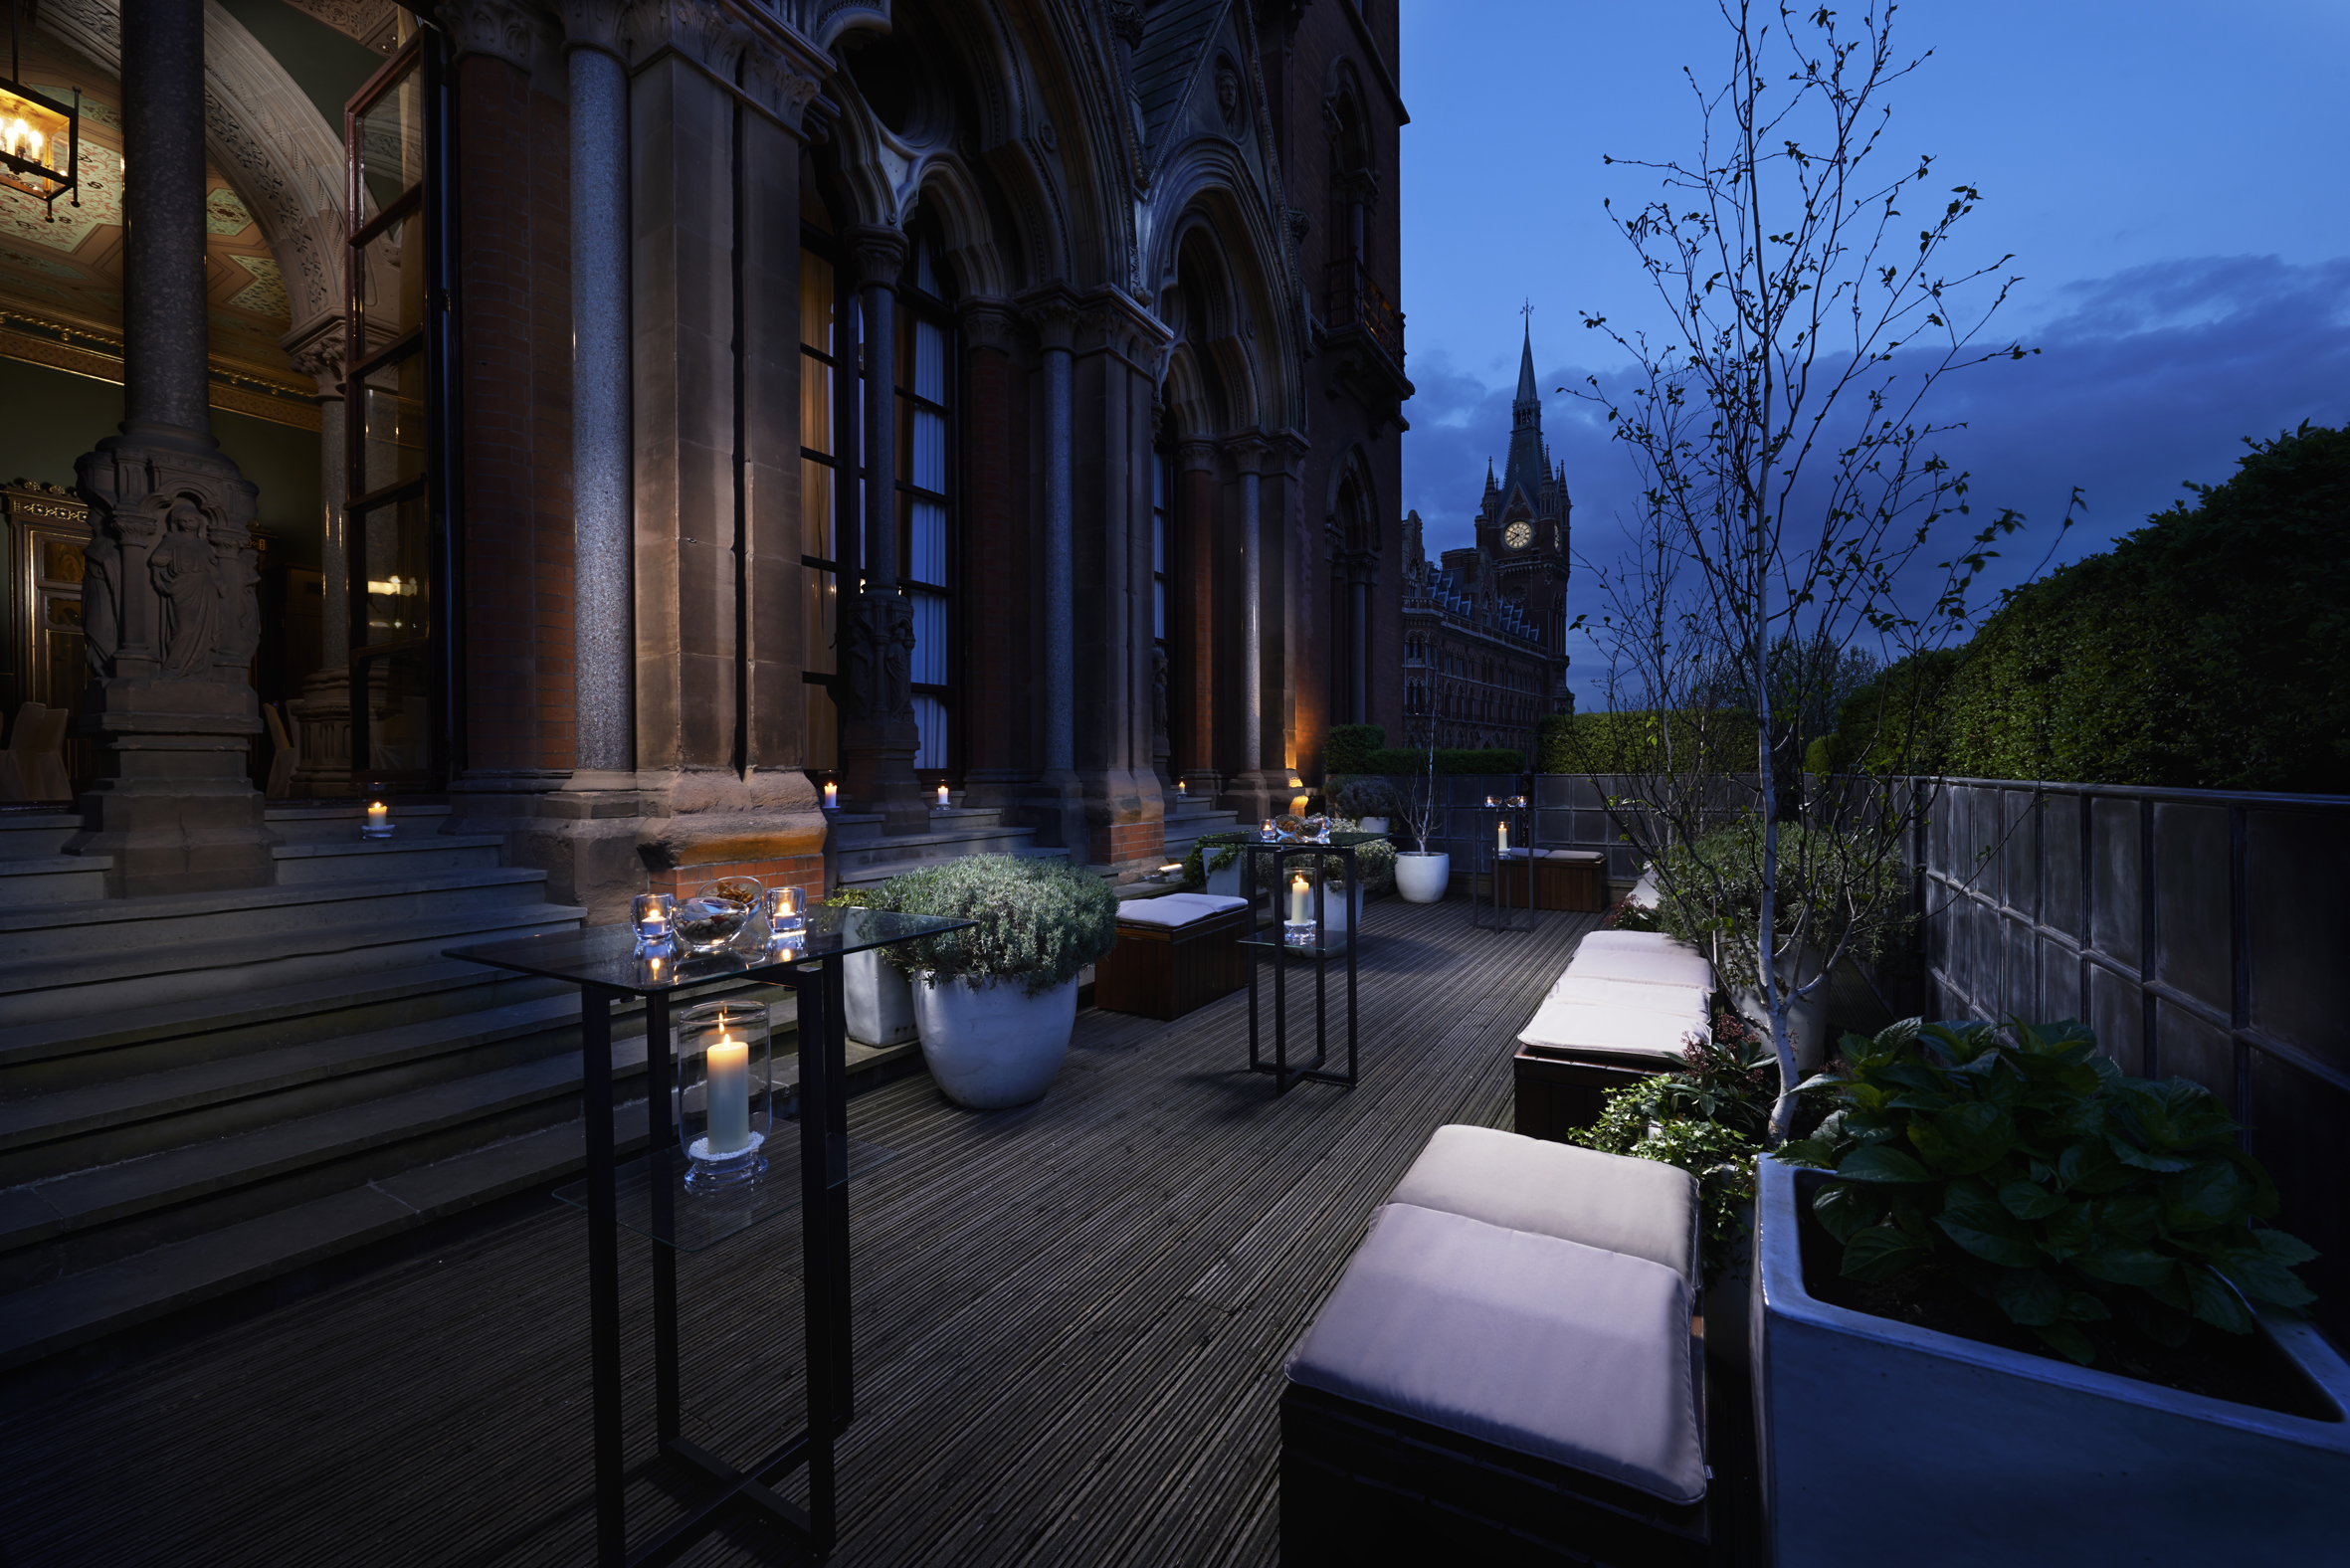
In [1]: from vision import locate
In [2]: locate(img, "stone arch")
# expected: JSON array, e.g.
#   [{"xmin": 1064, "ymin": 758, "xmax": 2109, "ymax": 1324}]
[
  {"xmin": 40, "ymin": 0, "xmax": 348, "ymax": 356},
  {"xmin": 909, "ymin": 156, "xmax": 1013, "ymax": 299},
  {"xmin": 1150, "ymin": 140, "xmax": 1306, "ymax": 433},
  {"xmin": 1160, "ymin": 211, "xmax": 1262, "ymax": 433}
]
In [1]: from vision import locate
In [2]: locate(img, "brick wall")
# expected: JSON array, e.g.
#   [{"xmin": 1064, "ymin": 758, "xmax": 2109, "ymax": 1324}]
[
  {"xmin": 1090, "ymin": 818, "xmax": 1166, "ymax": 868},
  {"xmin": 647, "ymin": 852, "xmax": 826, "ymax": 912}
]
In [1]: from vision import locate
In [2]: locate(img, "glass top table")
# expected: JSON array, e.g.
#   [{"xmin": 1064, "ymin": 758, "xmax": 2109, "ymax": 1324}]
[
  {"xmin": 1196, "ymin": 829, "xmax": 1390, "ymax": 850},
  {"xmin": 444, "ymin": 905, "xmax": 975, "ymax": 993}
]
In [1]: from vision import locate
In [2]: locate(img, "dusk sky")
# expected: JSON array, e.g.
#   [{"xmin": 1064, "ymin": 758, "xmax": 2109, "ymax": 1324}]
[{"xmin": 1397, "ymin": 0, "xmax": 2350, "ymax": 707}]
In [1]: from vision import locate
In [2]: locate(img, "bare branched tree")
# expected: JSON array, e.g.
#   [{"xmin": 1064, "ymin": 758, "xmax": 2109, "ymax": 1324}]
[{"xmin": 1564, "ymin": 1, "xmax": 2075, "ymax": 1137}]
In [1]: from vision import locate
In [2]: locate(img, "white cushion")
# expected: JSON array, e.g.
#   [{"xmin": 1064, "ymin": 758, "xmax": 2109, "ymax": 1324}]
[
  {"xmin": 1565, "ymin": 945, "xmax": 1715, "ymax": 991},
  {"xmin": 1285, "ymin": 1202, "xmax": 1705, "ymax": 1504},
  {"xmin": 1388, "ymin": 1124, "xmax": 1700, "ymax": 1285},
  {"xmin": 1578, "ymin": 930, "xmax": 1695, "ymax": 953},
  {"xmin": 1518, "ymin": 997, "xmax": 1705, "ymax": 1067},
  {"xmin": 1116, "ymin": 892, "xmax": 1247, "ymax": 928},
  {"xmin": 1537, "ymin": 848, "xmax": 1606, "ymax": 864},
  {"xmin": 1542, "ymin": 975, "xmax": 1711, "ymax": 1025}
]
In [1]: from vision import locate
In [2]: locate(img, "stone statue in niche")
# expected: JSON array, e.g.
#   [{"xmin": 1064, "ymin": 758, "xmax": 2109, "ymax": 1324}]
[
  {"xmin": 150, "ymin": 501, "xmax": 221, "ymax": 679},
  {"xmin": 81, "ymin": 527, "xmax": 119, "ymax": 675},
  {"xmin": 1216, "ymin": 62, "xmax": 1242, "ymax": 129},
  {"xmin": 218, "ymin": 543, "xmax": 264, "ymax": 674}
]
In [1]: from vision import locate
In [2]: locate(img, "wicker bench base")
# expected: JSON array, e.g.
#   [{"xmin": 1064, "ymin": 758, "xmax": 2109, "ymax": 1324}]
[{"xmin": 1279, "ymin": 1381, "xmax": 1710, "ymax": 1567}]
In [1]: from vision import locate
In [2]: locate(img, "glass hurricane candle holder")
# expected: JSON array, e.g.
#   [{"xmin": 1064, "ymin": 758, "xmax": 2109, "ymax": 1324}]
[
  {"xmin": 1281, "ymin": 861, "xmax": 1322, "ymax": 947},
  {"xmin": 1260, "ymin": 818, "xmax": 1276, "ymax": 841},
  {"xmin": 632, "ymin": 892, "xmax": 676, "ymax": 955},
  {"xmin": 764, "ymin": 883, "xmax": 806, "ymax": 941},
  {"xmin": 362, "ymin": 800, "xmax": 393, "ymax": 839},
  {"xmin": 677, "ymin": 999, "xmax": 770, "ymax": 1191}
]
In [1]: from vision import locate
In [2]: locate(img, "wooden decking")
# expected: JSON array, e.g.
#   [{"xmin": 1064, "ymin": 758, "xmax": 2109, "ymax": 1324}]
[{"xmin": 0, "ymin": 896, "xmax": 1630, "ymax": 1566}]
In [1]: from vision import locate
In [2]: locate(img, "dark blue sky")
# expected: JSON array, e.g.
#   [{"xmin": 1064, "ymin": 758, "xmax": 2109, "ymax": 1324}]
[{"xmin": 1397, "ymin": 0, "xmax": 2350, "ymax": 706}]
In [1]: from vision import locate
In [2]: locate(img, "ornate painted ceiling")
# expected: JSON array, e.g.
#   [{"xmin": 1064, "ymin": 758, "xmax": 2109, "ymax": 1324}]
[{"xmin": 0, "ymin": 30, "xmax": 317, "ymax": 430}]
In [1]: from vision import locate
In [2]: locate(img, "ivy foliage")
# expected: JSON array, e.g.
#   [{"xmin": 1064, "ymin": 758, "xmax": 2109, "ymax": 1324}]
[
  {"xmin": 1776, "ymin": 1019, "xmax": 2319, "ymax": 1366},
  {"xmin": 866, "ymin": 856, "xmax": 1118, "ymax": 997}
]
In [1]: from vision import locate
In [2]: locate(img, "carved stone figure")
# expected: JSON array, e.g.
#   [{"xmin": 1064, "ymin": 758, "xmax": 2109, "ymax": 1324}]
[
  {"xmin": 218, "ymin": 543, "xmax": 264, "ymax": 673},
  {"xmin": 150, "ymin": 501, "xmax": 220, "ymax": 679},
  {"xmin": 81, "ymin": 527, "xmax": 119, "ymax": 675},
  {"xmin": 1216, "ymin": 63, "xmax": 1241, "ymax": 127},
  {"xmin": 882, "ymin": 603, "xmax": 916, "ymax": 720}
]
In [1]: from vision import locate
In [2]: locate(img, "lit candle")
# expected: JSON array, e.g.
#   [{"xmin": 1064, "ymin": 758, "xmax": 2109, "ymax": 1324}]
[
  {"xmin": 367, "ymin": 801, "xmax": 388, "ymax": 831},
  {"xmin": 823, "ymin": 782, "xmax": 838, "ymax": 809},
  {"xmin": 936, "ymin": 783, "xmax": 951, "ymax": 809},
  {"xmin": 704, "ymin": 1031, "xmax": 750, "ymax": 1156},
  {"xmin": 1498, "ymin": 821, "xmax": 1510, "ymax": 855},
  {"xmin": 1177, "ymin": 779, "xmax": 1187, "ymax": 796},
  {"xmin": 1289, "ymin": 873, "xmax": 1311, "ymax": 926},
  {"xmin": 1262, "ymin": 818, "xmax": 1275, "ymax": 839}
]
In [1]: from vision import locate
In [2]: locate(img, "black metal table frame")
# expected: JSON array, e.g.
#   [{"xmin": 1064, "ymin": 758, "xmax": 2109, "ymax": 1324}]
[
  {"xmin": 1473, "ymin": 803, "xmax": 1536, "ymax": 932},
  {"xmin": 448, "ymin": 926, "xmax": 965, "ymax": 1568},
  {"xmin": 1232, "ymin": 838, "xmax": 1362, "ymax": 1093}
]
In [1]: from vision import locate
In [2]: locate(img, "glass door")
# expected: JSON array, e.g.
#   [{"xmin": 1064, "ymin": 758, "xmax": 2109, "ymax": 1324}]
[{"xmin": 342, "ymin": 31, "xmax": 452, "ymax": 789}]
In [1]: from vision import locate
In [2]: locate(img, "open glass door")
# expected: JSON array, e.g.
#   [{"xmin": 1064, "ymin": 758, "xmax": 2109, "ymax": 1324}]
[{"xmin": 342, "ymin": 29, "xmax": 452, "ymax": 790}]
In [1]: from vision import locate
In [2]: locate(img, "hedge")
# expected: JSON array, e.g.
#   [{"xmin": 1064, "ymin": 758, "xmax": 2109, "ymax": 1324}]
[
  {"xmin": 1324, "ymin": 724, "xmax": 1386, "ymax": 775},
  {"xmin": 1363, "ymin": 746, "xmax": 1526, "ymax": 776},
  {"xmin": 1535, "ymin": 709, "xmax": 1761, "ymax": 775}
]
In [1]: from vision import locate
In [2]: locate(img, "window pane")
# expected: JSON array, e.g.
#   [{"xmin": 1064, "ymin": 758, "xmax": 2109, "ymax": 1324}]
[
  {"xmin": 909, "ymin": 589, "xmax": 948, "ymax": 686},
  {"xmin": 802, "ymin": 458, "xmax": 834, "ymax": 561},
  {"xmin": 1153, "ymin": 452, "xmax": 1165, "ymax": 511},
  {"xmin": 912, "ymin": 692, "xmax": 947, "ymax": 771},
  {"xmin": 359, "ymin": 356, "xmax": 427, "ymax": 493},
  {"xmin": 800, "ymin": 248, "xmax": 835, "ymax": 356},
  {"xmin": 1153, "ymin": 578, "xmax": 1165, "ymax": 643},
  {"xmin": 356, "ymin": 69, "xmax": 423, "ymax": 222},
  {"xmin": 916, "ymin": 239, "xmax": 940, "ymax": 297},
  {"xmin": 355, "ymin": 218, "xmax": 425, "ymax": 342},
  {"xmin": 358, "ymin": 496, "xmax": 429, "ymax": 646},
  {"xmin": 358, "ymin": 645, "xmax": 434, "ymax": 776},
  {"xmin": 910, "ymin": 405, "xmax": 945, "ymax": 493},
  {"xmin": 909, "ymin": 496, "xmax": 946, "ymax": 586},
  {"xmin": 1152, "ymin": 510, "xmax": 1164, "ymax": 575},
  {"xmin": 914, "ymin": 316, "xmax": 947, "ymax": 403},
  {"xmin": 800, "ymin": 348, "xmax": 832, "ymax": 456}
]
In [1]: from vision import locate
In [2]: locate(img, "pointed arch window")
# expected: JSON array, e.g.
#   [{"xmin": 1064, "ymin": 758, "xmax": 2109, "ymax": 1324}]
[{"xmin": 896, "ymin": 232, "xmax": 956, "ymax": 774}]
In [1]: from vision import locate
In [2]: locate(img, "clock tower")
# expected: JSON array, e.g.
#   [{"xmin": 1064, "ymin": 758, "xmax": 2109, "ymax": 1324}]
[{"xmin": 1459, "ymin": 317, "xmax": 1572, "ymax": 656}]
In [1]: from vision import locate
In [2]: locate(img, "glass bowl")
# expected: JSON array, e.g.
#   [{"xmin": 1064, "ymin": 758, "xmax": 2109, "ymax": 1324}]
[{"xmin": 676, "ymin": 880, "xmax": 759, "ymax": 954}]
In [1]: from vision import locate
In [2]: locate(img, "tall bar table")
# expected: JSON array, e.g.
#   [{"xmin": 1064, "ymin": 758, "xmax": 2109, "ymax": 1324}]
[
  {"xmin": 446, "ymin": 907, "xmax": 974, "ymax": 1566},
  {"xmin": 1472, "ymin": 800, "xmax": 1536, "ymax": 931},
  {"xmin": 1199, "ymin": 830, "xmax": 1379, "ymax": 1094}
]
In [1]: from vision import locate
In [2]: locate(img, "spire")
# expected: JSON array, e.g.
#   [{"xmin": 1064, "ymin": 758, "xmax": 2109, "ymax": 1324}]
[
  {"xmin": 1501, "ymin": 314, "xmax": 1546, "ymax": 507},
  {"xmin": 1513, "ymin": 315, "xmax": 1539, "ymax": 419}
]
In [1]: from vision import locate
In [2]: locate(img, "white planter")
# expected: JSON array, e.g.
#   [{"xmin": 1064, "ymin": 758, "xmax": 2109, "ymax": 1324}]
[
  {"xmin": 1206, "ymin": 858, "xmax": 1244, "ymax": 899},
  {"xmin": 1318, "ymin": 882, "xmax": 1365, "ymax": 933},
  {"xmin": 1753, "ymin": 1158, "xmax": 2350, "ymax": 1567},
  {"xmin": 1393, "ymin": 851, "xmax": 1450, "ymax": 903},
  {"xmin": 1355, "ymin": 816, "xmax": 1390, "ymax": 836},
  {"xmin": 842, "ymin": 947, "xmax": 917, "ymax": 1049},
  {"xmin": 909, "ymin": 971, "xmax": 1079, "ymax": 1109},
  {"xmin": 1732, "ymin": 945, "xmax": 1828, "ymax": 1076}
]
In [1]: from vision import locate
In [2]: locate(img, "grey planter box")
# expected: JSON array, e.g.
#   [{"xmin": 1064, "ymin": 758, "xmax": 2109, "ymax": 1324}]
[{"xmin": 1752, "ymin": 1157, "xmax": 2350, "ymax": 1566}]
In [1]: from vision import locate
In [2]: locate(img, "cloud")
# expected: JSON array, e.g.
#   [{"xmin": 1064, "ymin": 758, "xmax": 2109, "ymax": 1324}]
[{"xmin": 1400, "ymin": 254, "xmax": 2350, "ymax": 708}]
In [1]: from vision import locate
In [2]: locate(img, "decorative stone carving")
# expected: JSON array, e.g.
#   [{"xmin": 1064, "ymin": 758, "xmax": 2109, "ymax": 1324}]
[
  {"xmin": 1151, "ymin": 646, "xmax": 1168, "ymax": 741},
  {"xmin": 1216, "ymin": 59, "xmax": 1243, "ymax": 129},
  {"xmin": 846, "ymin": 223, "xmax": 907, "ymax": 286},
  {"xmin": 150, "ymin": 502, "xmax": 222, "ymax": 678},
  {"xmin": 841, "ymin": 591, "xmax": 915, "ymax": 723},
  {"xmin": 957, "ymin": 296, "xmax": 1020, "ymax": 354},
  {"xmin": 1104, "ymin": 0, "xmax": 1146, "ymax": 49},
  {"xmin": 558, "ymin": 0, "xmax": 632, "ymax": 56},
  {"xmin": 439, "ymin": 0, "xmax": 541, "ymax": 70}
]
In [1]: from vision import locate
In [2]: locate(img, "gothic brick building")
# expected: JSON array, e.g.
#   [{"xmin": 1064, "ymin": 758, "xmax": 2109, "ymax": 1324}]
[
  {"xmin": 2, "ymin": 0, "xmax": 1413, "ymax": 918},
  {"xmin": 1399, "ymin": 322, "xmax": 1572, "ymax": 755}
]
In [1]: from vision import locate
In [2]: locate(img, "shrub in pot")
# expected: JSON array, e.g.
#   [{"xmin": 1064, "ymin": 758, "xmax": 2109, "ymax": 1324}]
[
  {"xmin": 1328, "ymin": 777, "xmax": 1401, "ymax": 836},
  {"xmin": 1753, "ymin": 1018, "xmax": 2344, "ymax": 1566},
  {"xmin": 873, "ymin": 856, "xmax": 1118, "ymax": 1109}
]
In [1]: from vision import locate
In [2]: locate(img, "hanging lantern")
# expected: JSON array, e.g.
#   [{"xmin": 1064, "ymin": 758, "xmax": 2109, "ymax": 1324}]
[{"xmin": 0, "ymin": 9, "xmax": 79, "ymax": 222}]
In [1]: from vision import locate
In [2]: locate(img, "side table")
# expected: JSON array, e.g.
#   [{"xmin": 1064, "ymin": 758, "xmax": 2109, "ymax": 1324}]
[
  {"xmin": 447, "ymin": 907, "xmax": 973, "ymax": 1565},
  {"xmin": 1202, "ymin": 831, "xmax": 1381, "ymax": 1093},
  {"xmin": 1472, "ymin": 802, "xmax": 1535, "ymax": 931}
]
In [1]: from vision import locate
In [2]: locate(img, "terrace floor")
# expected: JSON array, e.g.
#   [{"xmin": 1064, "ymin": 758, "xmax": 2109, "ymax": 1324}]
[{"xmin": 0, "ymin": 895, "xmax": 1756, "ymax": 1566}]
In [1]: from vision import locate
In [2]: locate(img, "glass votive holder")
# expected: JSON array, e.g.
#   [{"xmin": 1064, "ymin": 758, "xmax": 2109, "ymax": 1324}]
[
  {"xmin": 632, "ymin": 891, "xmax": 676, "ymax": 955},
  {"xmin": 1261, "ymin": 818, "xmax": 1276, "ymax": 841},
  {"xmin": 678, "ymin": 999, "xmax": 770, "ymax": 1191},
  {"xmin": 765, "ymin": 883, "xmax": 806, "ymax": 938},
  {"xmin": 1280, "ymin": 862, "xmax": 1321, "ymax": 946}
]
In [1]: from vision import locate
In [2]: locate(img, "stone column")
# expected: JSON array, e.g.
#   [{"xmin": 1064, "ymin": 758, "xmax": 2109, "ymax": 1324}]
[
  {"xmin": 568, "ymin": 21, "xmax": 632, "ymax": 776},
  {"xmin": 67, "ymin": 0, "xmax": 276, "ymax": 894},
  {"xmin": 956, "ymin": 298, "xmax": 1031, "ymax": 809},
  {"xmin": 1228, "ymin": 436, "xmax": 1270, "ymax": 816},
  {"xmin": 285, "ymin": 321, "xmax": 352, "ymax": 795},
  {"xmin": 1016, "ymin": 287, "xmax": 1082, "ymax": 849},
  {"xmin": 838, "ymin": 226, "xmax": 924, "ymax": 834},
  {"xmin": 1351, "ymin": 571, "xmax": 1370, "ymax": 725},
  {"xmin": 1176, "ymin": 439, "xmax": 1220, "ymax": 797}
]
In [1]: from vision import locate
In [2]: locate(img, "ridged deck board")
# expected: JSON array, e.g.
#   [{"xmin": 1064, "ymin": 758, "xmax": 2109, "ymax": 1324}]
[{"xmin": 0, "ymin": 898, "xmax": 1756, "ymax": 1566}]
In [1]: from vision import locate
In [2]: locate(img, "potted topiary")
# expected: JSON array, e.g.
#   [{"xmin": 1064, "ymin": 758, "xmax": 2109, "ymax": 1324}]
[
  {"xmin": 872, "ymin": 856, "xmax": 1119, "ymax": 1109},
  {"xmin": 1391, "ymin": 724, "xmax": 1449, "ymax": 903},
  {"xmin": 1329, "ymin": 776, "xmax": 1401, "ymax": 837},
  {"xmin": 824, "ymin": 885, "xmax": 917, "ymax": 1050},
  {"xmin": 1755, "ymin": 1018, "xmax": 2347, "ymax": 1566}
]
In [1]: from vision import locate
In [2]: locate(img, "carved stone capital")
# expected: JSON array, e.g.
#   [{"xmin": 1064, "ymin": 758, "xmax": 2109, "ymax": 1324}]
[
  {"xmin": 280, "ymin": 312, "xmax": 346, "ymax": 397},
  {"xmin": 557, "ymin": 0, "xmax": 632, "ymax": 56},
  {"xmin": 1019, "ymin": 284, "xmax": 1081, "ymax": 353},
  {"xmin": 847, "ymin": 224, "xmax": 907, "ymax": 290},
  {"xmin": 957, "ymin": 295, "xmax": 1020, "ymax": 354},
  {"xmin": 1176, "ymin": 439, "xmax": 1220, "ymax": 474},
  {"xmin": 437, "ymin": 0, "xmax": 544, "ymax": 73},
  {"xmin": 738, "ymin": 44, "xmax": 825, "ymax": 131}
]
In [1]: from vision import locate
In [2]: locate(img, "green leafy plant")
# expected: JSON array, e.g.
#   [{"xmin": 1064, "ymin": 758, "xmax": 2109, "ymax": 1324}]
[
  {"xmin": 866, "ymin": 856, "xmax": 1118, "ymax": 997},
  {"xmin": 1651, "ymin": 816, "xmax": 1911, "ymax": 994},
  {"xmin": 1776, "ymin": 1018, "xmax": 2319, "ymax": 1365}
]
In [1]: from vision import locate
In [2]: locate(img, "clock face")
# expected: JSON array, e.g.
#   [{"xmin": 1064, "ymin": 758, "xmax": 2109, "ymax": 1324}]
[{"xmin": 1504, "ymin": 520, "xmax": 1533, "ymax": 549}]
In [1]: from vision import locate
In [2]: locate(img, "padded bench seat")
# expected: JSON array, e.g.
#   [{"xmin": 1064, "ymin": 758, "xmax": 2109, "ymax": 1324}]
[
  {"xmin": 1517, "ymin": 934, "xmax": 1717, "ymax": 1137},
  {"xmin": 1280, "ymin": 1131, "xmax": 1708, "ymax": 1565},
  {"xmin": 1092, "ymin": 893, "xmax": 1251, "ymax": 1021}
]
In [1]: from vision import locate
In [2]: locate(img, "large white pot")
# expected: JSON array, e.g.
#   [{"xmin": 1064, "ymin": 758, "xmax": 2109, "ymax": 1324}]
[
  {"xmin": 1731, "ymin": 945, "xmax": 1828, "ymax": 1076},
  {"xmin": 843, "ymin": 947, "xmax": 917, "ymax": 1049},
  {"xmin": 908, "ymin": 971, "xmax": 1079, "ymax": 1108},
  {"xmin": 1206, "ymin": 858, "xmax": 1244, "ymax": 899},
  {"xmin": 1753, "ymin": 1158, "xmax": 2350, "ymax": 1567},
  {"xmin": 1393, "ymin": 851, "xmax": 1450, "ymax": 903}
]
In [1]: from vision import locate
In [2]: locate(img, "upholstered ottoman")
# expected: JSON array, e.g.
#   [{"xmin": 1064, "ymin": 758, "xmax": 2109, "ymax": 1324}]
[
  {"xmin": 1281, "ymin": 1198, "xmax": 1708, "ymax": 1565},
  {"xmin": 1497, "ymin": 848, "xmax": 1610, "ymax": 911},
  {"xmin": 1092, "ymin": 893, "xmax": 1251, "ymax": 1021}
]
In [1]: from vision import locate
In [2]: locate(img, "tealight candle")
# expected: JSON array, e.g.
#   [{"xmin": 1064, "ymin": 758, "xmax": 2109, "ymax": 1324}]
[
  {"xmin": 632, "ymin": 891, "xmax": 676, "ymax": 954},
  {"xmin": 1289, "ymin": 873, "xmax": 1311, "ymax": 926},
  {"xmin": 764, "ymin": 883, "xmax": 804, "ymax": 937},
  {"xmin": 704, "ymin": 1032, "xmax": 751, "ymax": 1156},
  {"xmin": 1262, "ymin": 818, "xmax": 1275, "ymax": 840},
  {"xmin": 823, "ymin": 782, "xmax": 838, "ymax": 809}
]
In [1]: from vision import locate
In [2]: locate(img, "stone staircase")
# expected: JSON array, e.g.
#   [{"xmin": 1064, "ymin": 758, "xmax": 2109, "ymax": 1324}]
[
  {"xmin": 0, "ymin": 804, "xmax": 713, "ymax": 1372},
  {"xmin": 1161, "ymin": 795, "xmax": 1243, "ymax": 867},
  {"xmin": 828, "ymin": 796, "xmax": 1069, "ymax": 889}
]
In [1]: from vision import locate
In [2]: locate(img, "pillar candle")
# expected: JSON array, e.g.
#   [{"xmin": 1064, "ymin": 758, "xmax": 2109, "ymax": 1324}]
[
  {"xmin": 704, "ymin": 1032, "xmax": 751, "ymax": 1156},
  {"xmin": 1289, "ymin": 874, "xmax": 1311, "ymax": 925},
  {"xmin": 1498, "ymin": 821, "xmax": 1510, "ymax": 855},
  {"xmin": 1177, "ymin": 780, "xmax": 1187, "ymax": 796},
  {"xmin": 366, "ymin": 801, "xmax": 387, "ymax": 831},
  {"xmin": 936, "ymin": 783, "xmax": 950, "ymax": 808},
  {"xmin": 823, "ymin": 782, "xmax": 838, "ymax": 809}
]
